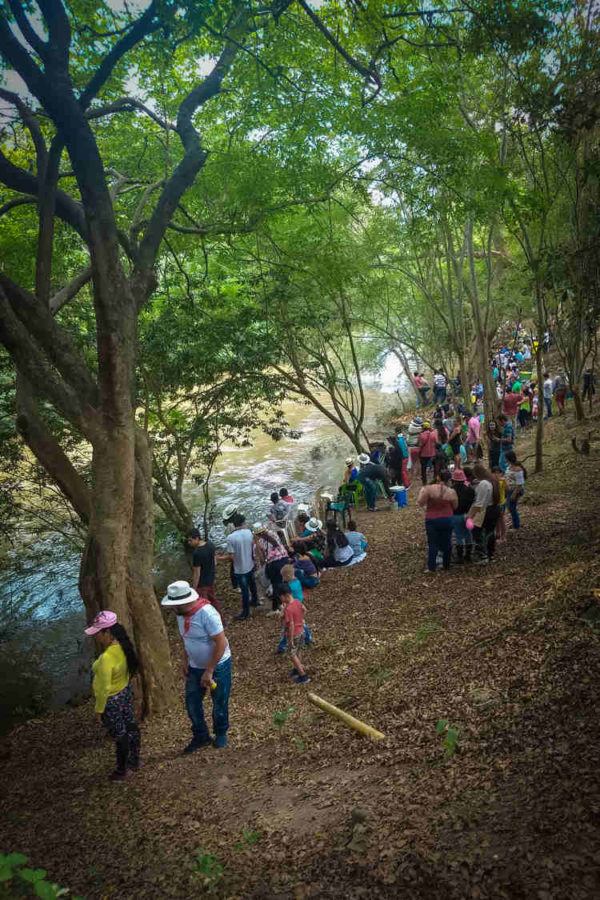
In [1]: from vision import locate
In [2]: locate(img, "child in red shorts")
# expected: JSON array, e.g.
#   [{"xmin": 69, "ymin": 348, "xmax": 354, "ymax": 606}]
[{"xmin": 277, "ymin": 585, "xmax": 310, "ymax": 684}]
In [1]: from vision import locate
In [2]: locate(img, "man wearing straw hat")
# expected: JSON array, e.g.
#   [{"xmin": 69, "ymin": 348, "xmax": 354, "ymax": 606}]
[{"xmin": 162, "ymin": 580, "xmax": 232, "ymax": 753}]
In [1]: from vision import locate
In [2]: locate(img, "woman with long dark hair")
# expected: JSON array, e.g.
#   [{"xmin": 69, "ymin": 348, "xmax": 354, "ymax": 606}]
[
  {"xmin": 322, "ymin": 520, "xmax": 354, "ymax": 568},
  {"xmin": 253, "ymin": 524, "xmax": 291, "ymax": 608},
  {"xmin": 469, "ymin": 464, "xmax": 501, "ymax": 563},
  {"xmin": 85, "ymin": 611, "xmax": 141, "ymax": 781}
]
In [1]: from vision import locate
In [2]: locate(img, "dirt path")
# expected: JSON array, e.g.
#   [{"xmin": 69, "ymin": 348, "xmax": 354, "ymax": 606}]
[{"xmin": 1, "ymin": 417, "xmax": 600, "ymax": 899}]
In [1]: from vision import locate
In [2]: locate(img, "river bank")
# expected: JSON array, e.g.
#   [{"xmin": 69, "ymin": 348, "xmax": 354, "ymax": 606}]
[
  {"xmin": 0, "ymin": 379, "xmax": 403, "ymax": 711},
  {"xmin": 1, "ymin": 411, "xmax": 599, "ymax": 898}
]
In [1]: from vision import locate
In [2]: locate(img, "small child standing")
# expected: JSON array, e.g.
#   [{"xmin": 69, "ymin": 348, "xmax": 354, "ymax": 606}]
[
  {"xmin": 277, "ymin": 585, "xmax": 310, "ymax": 684},
  {"xmin": 276, "ymin": 565, "xmax": 313, "ymax": 653},
  {"xmin": 281, "ymin": 563, "xmax": 303, "ymax": 602},
  {"xmin": 492, "ymin": 466, "xmax": 507, "ymax": 542}
]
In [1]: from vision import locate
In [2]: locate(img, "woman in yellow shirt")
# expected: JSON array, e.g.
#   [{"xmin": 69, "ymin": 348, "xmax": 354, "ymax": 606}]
[{"xmin": 85, "ymin": 610, "xmax": 141, "ymax": 781}]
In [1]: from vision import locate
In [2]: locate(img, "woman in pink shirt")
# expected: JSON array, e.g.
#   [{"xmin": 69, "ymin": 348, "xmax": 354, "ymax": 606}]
[
  {"xmin": 418, "ymin": 423, "xmax": 437, "ymax": 485},
  {"xmin": 417, "ymin": 471, "xmax": 458, "ymax": 573},
  {"xmin": 466, "ymin": 413, "xmax": 481, "ymax": 461}
]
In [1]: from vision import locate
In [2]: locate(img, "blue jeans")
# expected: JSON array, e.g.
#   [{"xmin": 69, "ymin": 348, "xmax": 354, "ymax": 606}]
[
  {"xmin": 450, "ymin": 514, "xmax": 472, "ymax": 546},
  {"xmin": 544, "ymin": 397, "xmax": 552, "ymax": 418},
  {"xmin": 295, "ymin": 569, "xmax": 319, "ymax": 589},
  {"xmin": 277, "ymin": 623, "xmax": 312, "ymax": 653},
  {"xmin": 235, "ymin": 569, "xmax": 258, "ymax": 617},
  {"xmin": 507, "ymin": 490, "xmax": 521, "ymax": 529},
  {"xmin": 433, "ymin": 386, "xmax": 446, "ymax": 405},
  {"xmin": 185, "ymin": 656, "xmax": 231, "ymax": 743},
  {"xmin": 425, "ymin": 517, "xmax": 454, "ymax": 571},
  {"xmin": 499, "ymin": 445, "xmax": 513, "ymax": 472}
]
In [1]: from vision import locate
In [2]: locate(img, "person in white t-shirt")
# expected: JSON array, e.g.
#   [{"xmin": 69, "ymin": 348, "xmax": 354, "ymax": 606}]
[
  {"xmin": 433, "ymin": 370, "xmax": 447, "ymax": 405},
  {"xmin": 219, "ymin": 514, "xmax": 259, "ymax": 620},
  {"xmin": 162, "ymin": 580, "xmax": 232, "ymax": 752},
  {"xmin": 543, "ymin": 372, "xmax": 553, "ymax": 419}
]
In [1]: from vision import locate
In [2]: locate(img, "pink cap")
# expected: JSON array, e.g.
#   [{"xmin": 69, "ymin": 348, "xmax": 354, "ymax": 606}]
[
  {"xmin": 465, "ymin": 518, "xmax": 474, "ymax": 531},
  {"xmin": 451, "ymin": 470, "xmax": 467, "ymax": 483},
  {"xmin": 84, "ymin": 610, "xmax": 117, "ymax": 635}
]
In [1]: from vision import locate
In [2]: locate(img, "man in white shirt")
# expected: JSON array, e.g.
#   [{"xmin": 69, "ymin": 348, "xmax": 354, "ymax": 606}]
[
  {"xmin": 433, "ymin": 370, "xmax": 447, "ymax": 405},
  {"xmin": 162, "ymin": 580, "xmax": 232, "ymax": 752},
  {"xmin": 222, "ymin": 514, "xmax": 259, "ymax": 620}
]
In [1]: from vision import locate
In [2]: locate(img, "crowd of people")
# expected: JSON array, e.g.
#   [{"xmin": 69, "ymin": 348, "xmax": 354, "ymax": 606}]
[
  {"xmin": 84, "ymin": 485, "xmax": 373, "ymax": 776},
  {"xmin": 86, "ymin": 330, "xmax": 592, "ymax": 780}
]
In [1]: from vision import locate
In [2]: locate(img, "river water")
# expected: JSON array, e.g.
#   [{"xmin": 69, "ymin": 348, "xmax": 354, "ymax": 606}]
[{"xmin": 0, "ymin": 357, "xmax": 408, "ymax": 707}]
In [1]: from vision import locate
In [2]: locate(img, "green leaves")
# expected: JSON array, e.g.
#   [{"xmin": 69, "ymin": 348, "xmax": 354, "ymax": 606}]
[{"xmin": 0, "ymin": 853, "xmax": 73, "ymax": 898}]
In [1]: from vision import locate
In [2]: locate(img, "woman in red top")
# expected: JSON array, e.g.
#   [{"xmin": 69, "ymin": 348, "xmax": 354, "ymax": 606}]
[
  {"xmin": 417, "ymin": 471, "xmax": 458, "ymax": 573},
  {"xmin": 418, "ymin": 423, "xmax": 437, "ymax": 485}
]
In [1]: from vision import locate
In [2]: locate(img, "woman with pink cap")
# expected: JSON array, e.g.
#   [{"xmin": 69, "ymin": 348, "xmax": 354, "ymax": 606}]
[{"xmin": 85, "ymin": 611, "xmax": 141, "ymax": 781}]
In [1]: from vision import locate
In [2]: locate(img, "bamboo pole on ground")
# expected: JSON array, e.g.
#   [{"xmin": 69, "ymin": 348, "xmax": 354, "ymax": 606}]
[{"xmin": 307, "ymin": 692, "xmax": 385, "ymax": 741}]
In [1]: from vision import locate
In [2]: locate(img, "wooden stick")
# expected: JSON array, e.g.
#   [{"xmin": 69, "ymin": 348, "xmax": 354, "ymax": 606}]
[{"xmin": 307, "ymin": 692, "xmax": 385, "ymax": 741}]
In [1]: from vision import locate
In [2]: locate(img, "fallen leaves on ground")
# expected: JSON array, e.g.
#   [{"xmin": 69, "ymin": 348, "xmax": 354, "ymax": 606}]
[{"xmin": 1, "ymin": 415, "xmax": 600, "ymax": 898}]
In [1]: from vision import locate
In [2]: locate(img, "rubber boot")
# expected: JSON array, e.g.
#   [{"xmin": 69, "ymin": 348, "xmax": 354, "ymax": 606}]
[
  {"xmin": 109, "ymin": 735, "xmax": 131, "ymax": 781},
  {"xmin": 127, "ymin": 724, "xmax": 141, "ymax": 770},
  {"xmin": 465, "ymin": 544, "xmax": 473, "ymax": 564},
  {"xmin": 455, "ymin": 545, "xmax": 464, "ymax": 565}
]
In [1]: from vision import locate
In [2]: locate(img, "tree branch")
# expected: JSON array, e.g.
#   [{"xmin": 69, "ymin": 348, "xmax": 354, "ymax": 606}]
[
  {"xmin": 0, "ymin": 148, "xmax": 87, "ymax": 239},
  {"xmin": 49, "ymin": 265, "xmax": 93, "ymax": 315},
  {"xmin": 78, "ymin": 2, "xmax": 160, "ymax": 111},
  {"xmin": 135, "ymin": 5, "xmax": 250, "ymax": 280}
]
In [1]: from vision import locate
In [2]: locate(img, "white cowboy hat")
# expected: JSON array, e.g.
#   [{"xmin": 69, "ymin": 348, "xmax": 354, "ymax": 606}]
[
  {"xmin": 161, "ymin": 580, "xmax": 199, "ymax": 607},
  {"xmin": 223, "ymin": 503, "xmax": 238, "ymax": 519},
  {"xmin": 305, "ymin": 517, "xmax": 322, "ymax": 532},
  {"xmin": 357, "ymin": 453, "xmax": 370, "ymax": 465}
]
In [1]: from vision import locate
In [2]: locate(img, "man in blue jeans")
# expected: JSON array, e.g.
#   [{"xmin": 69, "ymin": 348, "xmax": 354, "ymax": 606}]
[
  {"xmin": 221, "ymin": 513, "xmax": 260, "ymax": 620},
  {"xmin": 162, "ymin": 580, "xmax": 232, "ymax": 753}
]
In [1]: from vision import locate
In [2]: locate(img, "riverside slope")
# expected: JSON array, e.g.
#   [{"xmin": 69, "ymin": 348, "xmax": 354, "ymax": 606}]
[{"xmin": 1, "ymin": 414, "xmax": 599, "ymax": 899}]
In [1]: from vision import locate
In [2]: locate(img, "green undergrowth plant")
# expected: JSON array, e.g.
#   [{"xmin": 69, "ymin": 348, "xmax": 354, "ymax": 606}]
[
  {"xmin": 234, "ymin": 829, "xmax": 262, "ymax": 852},
  {"xmin": 0, "ymin": 853, "xmax": 82, "ymax": 899},
  {"xmin": 273, "ymin": 706, "xmax": 295, "ymax": 732},
  {"xmin": 193, "ymin": 849, "xmax": 223, "ymax": 893},
  {"xmin": 435, "ymin": 719, "xmax": 460, "ymax": 758}
]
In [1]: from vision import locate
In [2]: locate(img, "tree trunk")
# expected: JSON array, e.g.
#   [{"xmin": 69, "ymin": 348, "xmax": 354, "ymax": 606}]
[
  {"xmin": 392, "ymin": 347, "xmax": 421, "ymax": 406},
  {"xmin": 79, "ymin": 431, "xmax": 175, "ymax": 715},
  {"xmin": 457, "ymin": 351, "xmax": 471, "ymax": 413},
  {"xmin": 572, "ymin": 388, "xmax": 585, "ymax": 422},
  {"xmin": 534, "ymin": 340, "xmax": 545, "ymax": 474},
  {"xmin": 15, "ymin": 371, "xmax": 91, "ymax": 524},
  {"xmin": 127, "ymin": 430, "xmax": 175, "ymax": 715},
  {"xmin": 534, "ymin": 286, "xmax": 545, "ymax": 473}
]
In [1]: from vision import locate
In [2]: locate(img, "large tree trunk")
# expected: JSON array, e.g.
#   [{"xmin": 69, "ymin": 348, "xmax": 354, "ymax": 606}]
[
  {"xmin": 127, "ymin": 430, "xmax": 174, "ymax": 715},
  {"xmin": 457, "ymin": 350, "xmax": 471, "ymax": 413},
  {"xmin": 79, "ymin": 430, "xmax": 175, "ymax": 715},
  {"xmin": 572, "ymin": 388, "xmax": 585, "ymax": 422},
  {"xmin": 534, "ymin": 287, "xmax": 545, "ymax": 473}
]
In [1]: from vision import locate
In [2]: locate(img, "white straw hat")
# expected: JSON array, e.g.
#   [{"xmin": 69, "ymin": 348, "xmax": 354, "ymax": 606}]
[
  {"xmin": 345, "ymin": 457, "xmax": 354, "ymax": 465},
  {"xmin": 358, "ymin": 453, "xmax": 370, "ymax": 465},
  {"xmin": 161, "ymin": 580, "xmax": 199, "ymax": 606},
  {"xmin": 252, "ymin": 522, "xmax": 266, "ymax": 534},
  {"xmin": 305, "ymin": 517, "xmax": 322, "ymax": 532},
  {"xmin": 223, "ymin": 504, "xmax": 238, "ymax": 519}
]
